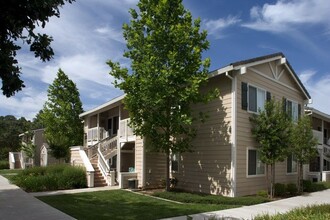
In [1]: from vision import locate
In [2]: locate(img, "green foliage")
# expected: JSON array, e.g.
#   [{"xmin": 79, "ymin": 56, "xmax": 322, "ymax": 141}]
[
  {"xmin": 250, "ymin": 98, "xmax": 292, "ymax": 198},
  {"xmin": 41, "ymin": 69, "xmax": 83, "ymax": 160},
  {"xmin": 0, "ymin": 0, "xmax": 75, "ymax": 97},
  {"xmin": 257, "ymin": 190, "xmax": 268, "ymax": 198},
  {"xmin": 0, "ymin": 115, "xmax": 32, "ymax": 159},
  {"xmin": 254, "ymin": 204, "xmax": 330, "ymax": 220},
  {"xmin": 303, "ymin": 180, "xmax": 313, "ymax": 192},
  {"xmin": 286, "ymin": 183, "xmax": 298, "ymax": 196},
  {"xmin": 11, "ymin": 164, "xmax": 86, "ymax": 192},
  {"xmin": 152, "ymin": 191, "xmax": 270, "ymax": 205},
  {"xmin": 0, "ymin": 160, "xmax": 9, "ymax": 169},
  {"xmin": 108, "ymin": 0, "xmax": 218, "ymax": 191},
  {"xmin": 20, "ymin": 131, "xmax": 36, "ymax": 158},
  {"xmin": 302, "ymin": 180, "xmax": 328, "ymax": 192},
  {"xmin": 274, "ymin": 183, "xmax": 286, "ymax": 197},
  {"xmin": 290, "ymin": 115, "xmax": 318, "ymax": 193}
]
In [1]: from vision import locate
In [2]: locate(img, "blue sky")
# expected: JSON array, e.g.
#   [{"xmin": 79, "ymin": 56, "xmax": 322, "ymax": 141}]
[{"xmin": 1, "ymin": 0, "xmax": 330, "ymax": 119}]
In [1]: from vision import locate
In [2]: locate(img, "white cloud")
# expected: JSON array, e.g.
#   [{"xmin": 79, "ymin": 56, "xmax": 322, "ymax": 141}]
[
  {"xmin": 0, "ymin": 87, "xmax": 47, "ymax": 120},
  {"xmin": 95, "ymin": 26, "xmax": 125, "ymax": 44},
  {"xmin": 243, "ymin": 0, "xmax": 330, "ymax": 33},
  {"xmin": 299, "ymin": 70, "xmax": 330, "ymax": 114},
  {"xmin": 203, "ymin": 16, "xmax": 241, "ymax": 39}
]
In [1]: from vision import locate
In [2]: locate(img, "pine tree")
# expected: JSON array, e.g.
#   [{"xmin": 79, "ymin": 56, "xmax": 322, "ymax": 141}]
[
  {"xmin": 108, "ymin": 0, "xmax": 217, "ymax": 191},
  {"xmin": 41, "ymin": 69, "xmax": 83, "ymax": 160}
]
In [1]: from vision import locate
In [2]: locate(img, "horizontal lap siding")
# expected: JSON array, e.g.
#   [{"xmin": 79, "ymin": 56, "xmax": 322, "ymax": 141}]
[
  {"xmin": 235, "ymin": 62, "xmax": 305, "ymax": 196},
  {"xmin": 135, "ymin": 136, "xmax": 143, "ymax": 188},
  {"xmin": 174, "ymin": 75, "xmax": 233, "ymax": 196},
  {"xmin": 145, "ymin": 152, "xmax": 166, "ymax": 188}
]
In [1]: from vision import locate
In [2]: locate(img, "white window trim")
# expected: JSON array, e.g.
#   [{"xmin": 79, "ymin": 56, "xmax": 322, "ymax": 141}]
[
  {"xmin": 170, "ymin": 152, "xmax": 180, "ymax": 174},
  {"xmin": 247, "ymin": 83, "xmax": 267, "ymax": 114},
  {"xmin": 286, "ymin": 99, "xmax": 299, "ymax": 122},
  {"xmin": 246, "ymin": 147, "xmax": 266, "ymax": 178},
  {"xmin": 286, "ymin": 154, "xmax": 298, "ymax": 175}
]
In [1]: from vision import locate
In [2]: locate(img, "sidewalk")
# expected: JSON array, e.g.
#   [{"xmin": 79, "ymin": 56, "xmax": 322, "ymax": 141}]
[
  {"xmin": 0, "ymin": 175, "xmax": 75, "ymax": 220},
  {"xmin": 161, "ymin": 189, "xmax": 330, "ymax": 220}
]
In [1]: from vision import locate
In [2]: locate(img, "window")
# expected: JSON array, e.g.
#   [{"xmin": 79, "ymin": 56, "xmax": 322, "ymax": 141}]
[
  {"xmin": 107, "ymin": 116, "xmax": 119, "ymax": 136},
  {"xmin": 248, "ymin": 85, "xmax": 266, "ymax": 113},
  {"xmin": 287, "ymin": 154, "xmax": 297, "ymax": 173},
  {"xmin": 286, "ymin": 100, "xmax": 299, "ymax": 121},
  {"xmin": 171, "ymin": 153, "xmax": 179, "ymax": 173},
  {"xmin": 248, "ymin": 149, "xmax": 265, "ymax": 176},
  {"xmin": 241, "ymin": 82, "xmax": 269, "ymax": 113}
]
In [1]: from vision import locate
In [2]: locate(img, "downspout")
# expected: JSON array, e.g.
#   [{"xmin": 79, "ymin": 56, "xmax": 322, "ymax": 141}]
[{"xmin": 226, "ymin": 71, "xmax": 237, "ymax": 197}]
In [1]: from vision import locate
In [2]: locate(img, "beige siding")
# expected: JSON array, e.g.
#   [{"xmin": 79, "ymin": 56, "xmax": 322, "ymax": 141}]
[
  {"xmin": 71, "ymin": 150, "xmax": 84, "ymax": 166},
  {"xmin": 121, "ymin": 105, "xmax": 130, "ymax": 120},
  {"xmin": 145, "ymin": 152, "xmax": 166, "ymax": 188},
  {"xmin": 174, "ymin": 75, "xmax": 233, "ymax": 196},
  {"xmin": 135, "ymin": 136, "xmax": 144, "ymax": 188},
  {"xmin": 235, "ymin": 61, "xmax": 306, "ymax": 196}
]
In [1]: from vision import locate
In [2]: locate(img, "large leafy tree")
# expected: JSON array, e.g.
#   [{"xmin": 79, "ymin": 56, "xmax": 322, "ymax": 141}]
[
  {"xmin": 291, "ymin": 115, "xmax": 318, "ymax": 193},
  {"xmin": 0, "ymin": 0, "xmax": 75, "ymax": 97},
  {"xmin": 41, "ymin": 69, "xmax": 83, "ymax": 160},
  {"xmin": 250, "ymin": 99, "xmax": 292, "ymax": 198},
  {"xmin": 108, "ymin": 0, "xmax": 217, "ymax": 190},
  {"xmin": 0, "ymin": 115, "xmax": 32, "ymax": 159}
]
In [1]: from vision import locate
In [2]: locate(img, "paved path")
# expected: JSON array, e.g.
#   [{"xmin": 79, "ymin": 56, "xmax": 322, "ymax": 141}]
[
  {"xmin": 0, "ymin": 175, "xmax": 75, "ymax": 220},
  {"xmin": 161, "ymin": 189, "xmax": 330, "ymax": 220}
]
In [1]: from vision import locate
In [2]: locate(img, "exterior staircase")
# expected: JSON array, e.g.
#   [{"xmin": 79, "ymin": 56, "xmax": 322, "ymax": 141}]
[{"xmin": 90, "ymin": 157, "xmax": 107, "ymax": 187}]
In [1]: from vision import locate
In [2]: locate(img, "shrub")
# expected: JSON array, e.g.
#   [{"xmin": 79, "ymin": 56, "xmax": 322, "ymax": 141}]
[
  {"xmin": 303, "ymin": 180, "xmax": 312, "ymax": 192},
  {"xmin": 0, "ymin": 160, "xmax": 9, "ymax": 169},
  {"xmin": 287, "ymin": 183, "xmax": 298, "ymax": 196},
  {"xmin": 257, "ymin": 190, "xmax": 268, "ymax": 198},
  {"xmin": 11, "ymin": 164, "xmax": 86, "ymax": 192},
  {"xmin": 274, "ymin": 183, "xmax": 286, "ymax": 197}
]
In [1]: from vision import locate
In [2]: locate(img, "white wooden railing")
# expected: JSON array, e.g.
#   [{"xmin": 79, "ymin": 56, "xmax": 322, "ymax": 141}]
[
  {"xmin": 87, "ymin": 127, "xmax": 109, "ymax": 145},
  {"xmin": 119, "ymin": 119, "xmax": 134, "ymax": 141}
]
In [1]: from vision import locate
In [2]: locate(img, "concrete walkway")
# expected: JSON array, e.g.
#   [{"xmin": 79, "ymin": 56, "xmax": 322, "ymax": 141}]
[
  {"xmin": 161, "ymin": 189, "xmax": 330, "ymax": 220},
  {"xmin": 0, "ymin": 175, "xmax": 75, "ymax": 220},
  {"xmin": 0, "ymin": 175, "xmax": 119, "ymax": 220}
]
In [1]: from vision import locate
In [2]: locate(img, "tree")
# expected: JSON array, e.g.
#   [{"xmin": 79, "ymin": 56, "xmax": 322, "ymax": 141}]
[
  {"xmin": 291, "ymin": 115, "xmax": 318, "ymax": 193},
  {"xmin": 41, "ymin": 69, "xmax": 83, "ymax": 160},
  {"xmin": 250, "ymin": 99, "xmax": 292, "ymax": 198},
  {"xmin": 0, "ymin": 0, "xmax": 75, "ymax": 97},
  {"xmin": 108, "ymin": 0, "xmax": 217, "ymax": 191},
  {"xmin": 0, "ymin": 115, "xmax": 32, "ymax": 159},
  {"xmin": 20, "ymin": 131, "xmax": 36, "ymax": 159},
  {"xmin": 31, "ymin": 110, "xmax": 45, "ymax": 130}
]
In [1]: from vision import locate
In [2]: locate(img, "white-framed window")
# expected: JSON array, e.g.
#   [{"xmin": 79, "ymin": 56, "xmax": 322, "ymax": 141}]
[
  {"xmin": 286, "ymin": 99, "xmax": 299, "ymax": 122},
  {"xmin": 107, "ymin": 116, "xmax": 119, "ymax": 136},
  {"xmin": 247, "ymin": 148, "xmax": 265, "ymax": 176},
  {"xmin": 248, "ymin": 85, "xmax": 266, "ymax": 113},
  {"xmin": 171, "ymin": 153, "xmax": 179, "ymax": 173},
  {"xmin": 287, "ymin": 154, "xmax": 297, "ymax": 173}
]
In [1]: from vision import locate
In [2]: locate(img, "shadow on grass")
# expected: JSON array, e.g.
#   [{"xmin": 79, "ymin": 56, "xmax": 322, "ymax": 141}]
[{"xmin": 37, "ymin": 190, "xmax": 236, "ymax": 220}]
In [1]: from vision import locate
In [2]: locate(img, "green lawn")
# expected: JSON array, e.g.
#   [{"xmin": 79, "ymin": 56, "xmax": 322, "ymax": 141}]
[
  {"xmin": 0, "ymin": 169, "xmax": 22, "ymax": 176},
  {"xmin": 37, "ymin": 190, "xmax": 241, "ymax": 220}
]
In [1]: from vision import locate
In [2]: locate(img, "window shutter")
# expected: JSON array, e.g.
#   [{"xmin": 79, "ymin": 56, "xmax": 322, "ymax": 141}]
[
  {"xmin": 241, "ymin": 82, "xmax": 248, "ymax": 110},
  {"xmin": 298, "ymin": 104, "xmax": 301, "ymax": 119},
  {"xmin": 282, "ymin": 98, "xmax": 287, "ymax": 113},
  {"xmin": 266, "ymin": 91, "xmax": 271, "ymax": 101}
]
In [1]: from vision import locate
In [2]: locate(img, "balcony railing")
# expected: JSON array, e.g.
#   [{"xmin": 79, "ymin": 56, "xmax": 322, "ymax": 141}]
[
  {"xmin": 87, "ymin": 127, "xmax": 108, "ymax": 145},
  {"xmin": 119, "ymin": 118, "xmax": 135, "ymax": 141}
]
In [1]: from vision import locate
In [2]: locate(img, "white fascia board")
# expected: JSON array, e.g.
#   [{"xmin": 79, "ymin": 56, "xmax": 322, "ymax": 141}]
[
  {"xmin": 79, "ymin": 94, "xmax": 126, "ymax": 118},
  {"xmin": 233, "ymin": 56, "xmax": 282, "ymax": 71},
  {"xmin": 209, "ymin": 65, "xmax": 234, "ymax": 78}
]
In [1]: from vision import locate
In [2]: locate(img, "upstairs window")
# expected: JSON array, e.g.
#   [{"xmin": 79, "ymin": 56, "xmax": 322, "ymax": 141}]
[
  {"xmin": 242, "ymin": 82, "xmax": 270, "ymax": 113},
  {"xmin": 284, "ymin": 99, "xmax": 300, "ymax": 122}
]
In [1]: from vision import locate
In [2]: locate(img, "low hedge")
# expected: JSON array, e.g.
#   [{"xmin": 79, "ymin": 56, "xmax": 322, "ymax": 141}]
[
  {"xmin": 11, "ymin": 164, "xmax": 87, "ymax": 192},
  {"xmin": 0, "ymin": 160, "xmax": 9, "ymax": 169}
]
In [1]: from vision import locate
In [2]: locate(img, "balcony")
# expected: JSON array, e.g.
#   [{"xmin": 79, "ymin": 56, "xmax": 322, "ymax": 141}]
[
  {"xmin": 87, "ymin": 127, "xmax": 109, "ymax": 146},
  {"xmin": 119, "ymin": 118, "xmax": 135, "ymax": 142},
  {"xmin": 313, "ymin": 130, "xmax": 323, "ymax": 145}
]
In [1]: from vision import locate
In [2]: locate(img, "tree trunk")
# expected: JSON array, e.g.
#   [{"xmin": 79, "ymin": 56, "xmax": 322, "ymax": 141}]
[
  {"xmin": 270, "ymin": 163, "xmax": 275, "ymax": 199},
  {"xmin": 165, "ymin": 150, "xmax": 170, "ymax": 191},
  {"xmin": 298, "ymin": 162, "xmax": 303, "ymax": 194}
]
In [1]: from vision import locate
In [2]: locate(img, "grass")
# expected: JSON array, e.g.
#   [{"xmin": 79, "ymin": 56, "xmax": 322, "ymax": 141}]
[
  {"xmin": 0, "ymin": 169, "xmax": 22, "ymax": 177},
  {"xmin": 152, "ymin": 190, "xmax": 270, "ymax": 205},
  {"xmin": 38, "ymin": 190, "xmax": 241, "ymax": 220},
  {"xmin": 254, "ymin": 204, "xmax": 330, "ymax": 220}
]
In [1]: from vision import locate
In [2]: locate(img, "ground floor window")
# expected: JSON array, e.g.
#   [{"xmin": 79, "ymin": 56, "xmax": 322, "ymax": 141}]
[
  {"xmin": 310, "ymin": 156, "xmax": 320, "ymax": 172},
  {"xmin": 247, "ymin": 149, "xmax": 265, "ymax": 176},
  {"xmin": 171, "ymin": 153, "xmax": 179, "ymax": 173},
  {"xmin": 287, "ymin": 154, "xmax": 297, "ymax": 173}
]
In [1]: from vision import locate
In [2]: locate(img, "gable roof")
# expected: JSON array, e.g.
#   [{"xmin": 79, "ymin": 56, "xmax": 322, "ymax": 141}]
[{"xmin": 210, "ymin": 52, "xmax": 311, "ymax": 99}]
